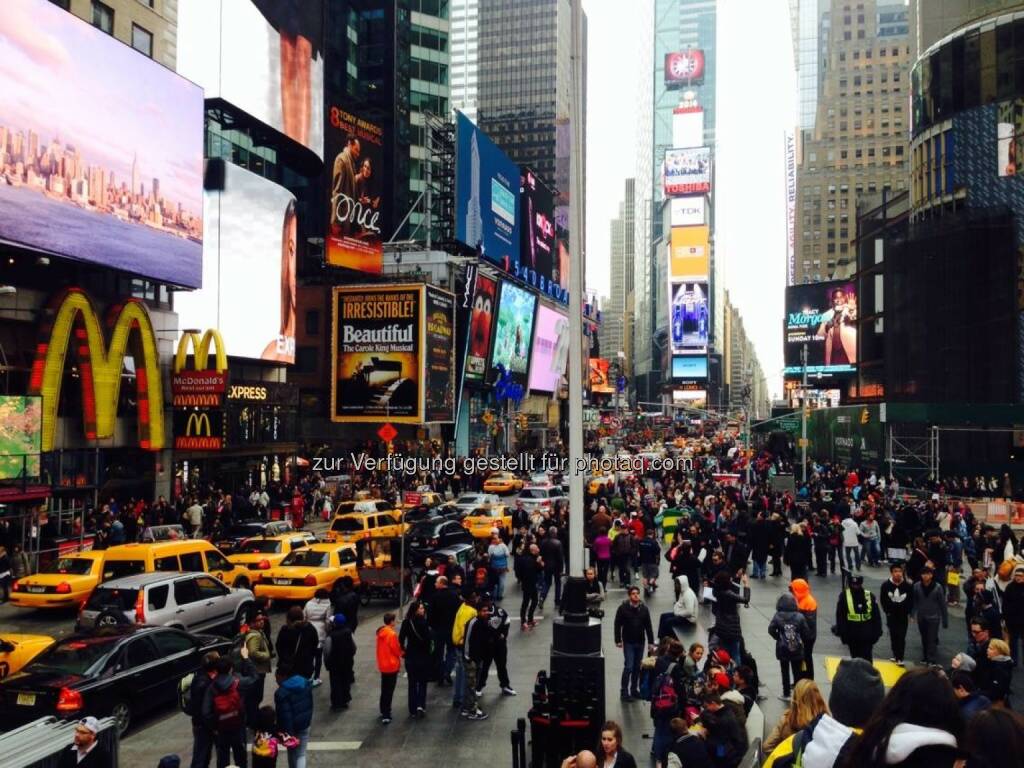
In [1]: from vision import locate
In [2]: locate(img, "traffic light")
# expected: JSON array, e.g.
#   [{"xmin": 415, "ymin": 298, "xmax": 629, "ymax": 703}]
[{"xmin": 860, "ymin": 408, "xmax": 870, "ymax": 424}]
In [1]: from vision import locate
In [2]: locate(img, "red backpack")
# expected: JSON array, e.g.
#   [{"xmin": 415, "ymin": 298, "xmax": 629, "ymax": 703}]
[
  {"xmin": 651, "ymin": 662, "xmax": 679, "ymax": 717},
  {"xmin": 211, "ymin": 679, "xmax": 243, "ymax": 731}
]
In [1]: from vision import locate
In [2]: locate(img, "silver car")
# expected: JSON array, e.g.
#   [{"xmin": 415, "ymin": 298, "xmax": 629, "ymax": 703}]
[
  {"xmin": 452, "ymin": 493, "xmax": 501, "ymax": 515},
  {"xmin": 516, "ymin": 485, "xmax": 567, "ymax": 513},
  {"xmin": 77, "ymin": 572, "xmax": 254, "ymax": 635}
]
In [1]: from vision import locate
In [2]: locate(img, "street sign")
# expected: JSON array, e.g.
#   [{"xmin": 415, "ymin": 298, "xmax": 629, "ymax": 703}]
[
  {"xmin": 797, "ymin": 437, "xmax": 809, "ymax": 448},
  {"xmin": 779, "ymin": 416, "xmax": 800, "ymax": 435},
  {"xmin": 377, "ymin": 423, "xmax": 398, "ymax": 443}
]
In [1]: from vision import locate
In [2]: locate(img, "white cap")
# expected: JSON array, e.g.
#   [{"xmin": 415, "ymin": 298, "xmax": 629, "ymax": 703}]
[{"xmin": 78, "ymin": 716, "xmax": 100, "ymax": 734}]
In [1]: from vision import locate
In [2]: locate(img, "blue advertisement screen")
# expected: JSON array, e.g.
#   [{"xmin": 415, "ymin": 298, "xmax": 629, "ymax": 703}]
[
  {"xmin": 672, "ymin": 356, "xmax": 708, "ymax": 380},
  {"xmin": 455, "ymin": 112, "xmax": 521, "ymax": 272},
  {"xmin": 488, "ymin": 281, "xmax": 537, "ymax": 383}
]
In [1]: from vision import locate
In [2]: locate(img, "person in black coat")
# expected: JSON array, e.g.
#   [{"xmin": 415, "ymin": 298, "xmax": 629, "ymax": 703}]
[
  {"xmin": 783, "ymin": 525, "xmax": 812, "ymax": 581},
  {"xmin": 710, "ymin": 571, "xmax": 751, "ymax": 663},
  {"xmin": 275, "ymin": 606, "xmax": 320, "ymax": 679},
  {"xmin": 598, "ymin": 721, "xmax": 638, "ymax": 768},
  {"xmin": 835, "ymin": 574, "xmax": 883, "ymax": 661},
  {"xmin": 58, "ymin": 717, "xmax": 111, "ymax": 768},
  {"xmin": 748, "ymin": 514, "xmax": 771, "ymax": 579},
  {"xmin": 427, "ymin": 575, "xmax": 462, "ymax": 685},
  {"xmin": 330, "ymin": 576, "xmax": 360, "ymax": 630},
  {"xmin": 399, "ymin": 600, "xmax": 434, "ymax": 717},
  {"xmin": 699, "ymin": 692, "xmax": 748, "ymax": 768},
  {"xmin": 324, "ymin": 613, "xmax": 356, "ymax": 710},
  {"xmin": 669, "ymin": 542, "xmax": 702, "ymax": 597}
]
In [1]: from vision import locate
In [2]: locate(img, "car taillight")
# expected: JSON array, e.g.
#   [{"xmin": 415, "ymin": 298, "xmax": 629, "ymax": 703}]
[
  {"xmin": 55, "ymin": 582, "xmax": 72, "ymax": 594},
  {"xmin": 258, "ymin": 560, "xmax": 271, "ymax": 570},
  {"xmin": 542, "ymin": 500, "xmax": 552, "ymax": 507},
  {"xmin": 134, "ymin": 591, "xmax": 146, "ymax": 624},
  {"xmin": 11, "ymin": 581, "xmax": 22, "ymax": 592},
  {"xmin": 303, "ymin": 575, "xmax": 317, "ymax": 586},
  {"xmin": 56, "ymin": 687, "xmax": 83, "ymax": 714}
]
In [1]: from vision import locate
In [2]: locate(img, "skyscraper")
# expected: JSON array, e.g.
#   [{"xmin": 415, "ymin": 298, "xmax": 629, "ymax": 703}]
[
  {"xmin": 450, "ymin": 0, "xmax": 479, "ymax": 122},
  {"xmin": 600, "ymin": 178, "xmax": 636, "ymax": 369},
  {"xmin": 793, "ymin": 0, "xmax": 911, "ymax": 283}
]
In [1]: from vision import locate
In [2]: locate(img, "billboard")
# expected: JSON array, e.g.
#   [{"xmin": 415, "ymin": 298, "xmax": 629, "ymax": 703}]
[
  {"xmin": 326, "ymin": 105, "xmax": 385, "ymax": 273},
  {"xmin": 785, "ymin": 131, "xmax": 797, "ymax": 285},
  {"xmin": 784, "ymin": 281, "xmax": 858, "ymax": 378},
  {"xmin": 455, "ymin": 112, "xmax": 521, "ymax": 272},
  {"xmin": 669, "ymin": 281, "xmax": 709, "ymax": 354},
  {"xmin": 0, "ymin": 396, "xmax": 41, "ymax": 480},
  {"xmin": 174, "ymin": 409, "xmax": 224, "ymax": 451},
  {"xmin": 528, "ymin": 305, "xmax": 570, "ymax": 393},
  {"xmin": 589, "ymin": 358, "xmax": 614, "ymax": 394},
  {"xmin": 996, "ymin": 98, "xmax": 1024, "ymax": 177},
  {"xmin": 672, "ymin": 106, "xmax": 705, "ymax": 149},
  {"xmin": 669, "ymin": 226, "xmax": 710, "ymax": 279},
  {"xmin": 518, "ymin": 168, "xmax": 557, "ymax": 295},
  {"xmin": 424, "ymin": 286, "xmax": 456, "ymax": 423},
  {"xmin": 665, "ymin": 50, "xmax": 705, "ymax": 86},
  {"xmin": 174, "ymin": 161, "xmax": 296, "ymax": 363},
  {"xmin": 672, "ymin": 356, "xmax": 708, "ymax": 380},
  {"xmin": 332, "ymin": 285, "xmax": 422, "ymax": 423},
  {"xmin": 466, "ymin": 274, "xmax": 497, "ymax": 380},
  {"xmin": 0, "ymin": 0, "xmax": 204, "ymax": 288},
  {"xmin": 664, "ymin": 147, "xmax": 712, "ymax": 196},
  {"xmin": 177, "ymin": 0, "xmax": 324, "ymax": 158},
  {"xmin": 670, "ymin": 197, "xmax": 706, "ymax": 228},
  {"xmin": 557, "ymin": 240, "xmax": 570, "ymax": 292},
  {"xmin": 489, "ymin": 281, "xmax": 537, "ymax": 383}
]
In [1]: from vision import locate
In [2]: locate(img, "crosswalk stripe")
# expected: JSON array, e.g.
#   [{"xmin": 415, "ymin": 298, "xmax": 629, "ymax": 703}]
[{"xmin": 307, "ymin": 741, "xmax": 362, "ymax": 751}]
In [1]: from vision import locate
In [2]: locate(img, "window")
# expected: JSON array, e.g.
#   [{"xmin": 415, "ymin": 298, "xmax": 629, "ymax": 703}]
[
  {"xmin": 155, "ymin": 556, "xmax": 179, "ymax": 572},
  {"xmin": 195, "ymin": 576, "xmax": 228, "ymax": 600},
  {"xmin": 305, "ymin": 310, "xmax": 320, "ymax": 336},
  {"xmin": 152, "ymin": 631, "xmax": 195, "ymax": 657},
  {"xmin": 180, "ymin": 552, "xmax": 204, "ymax": 573},
  {"xmin": 205, "ymin": 550, "xmax": 232, "ymax": 572},
  {"xmin": 92, "ymin": 1, "xmax": 113, "ymax": 34},
  {"xmin": 147, "ymin": 584, "xmax": 169, "ymax": 611},
  {"xmin": 173, "ymin": 578, "xmax": 200, "ymax": 606},
  {"xmin": 132, "ymin": 24, "xmax": 153, "ymax": 58},
  {"xmin": 123, "ymin": 637, "xmax": 159, "ymax": 669}
]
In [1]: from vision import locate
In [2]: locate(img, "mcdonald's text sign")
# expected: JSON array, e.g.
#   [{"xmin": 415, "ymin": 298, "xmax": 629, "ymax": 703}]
[{"xmin": 172, "ymin": 330, "xmax": 228, "ymax": 407}]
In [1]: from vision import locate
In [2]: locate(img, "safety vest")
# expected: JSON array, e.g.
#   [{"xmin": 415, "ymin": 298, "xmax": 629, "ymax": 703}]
[{"xmin": 844, "ymin": 589, "xmax": 872, "ymax": 622}]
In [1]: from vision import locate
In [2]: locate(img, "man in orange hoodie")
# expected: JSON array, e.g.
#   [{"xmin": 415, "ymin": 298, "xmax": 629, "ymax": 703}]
[
  {"xmin": 789, "ymin": 578, "xmax": 818, "ymax": 681},
  {"xmin": 376, "ymin": 611, "xmax": 403, "ymax": 724}
]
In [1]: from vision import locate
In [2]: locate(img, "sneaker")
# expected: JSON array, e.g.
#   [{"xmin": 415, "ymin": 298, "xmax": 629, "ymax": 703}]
[
  {"xmin": 521, "ymin": 623, "xmax": 530, "ymax": 631},
  {"xmin": 466, "ymin": 709, "xmax": 489, "ymax": 721},
  {"xmin": 896, "ymin": 659, "xmax": 905, "ymax": 667},
  {"xmin": 312, "ymin": 678, "xmax": 323, "ymax": 687},
  {"xmin": 501, "ymin": 686, "xmax": 518, "ymax": 696},
  {"xmin": 381, "ymin": 716, "xmax": 392, "ymax": 725},
  {"xmin": 416, "ymin": 707, "xmax": 426, "ymax": 717},
  {"xmin": 889, "ymin": 657, "xmax": 897, "ymax": 663},
  {"xmin": 459, "ymin": 709, "xmax": 470, "ymax": 718}
]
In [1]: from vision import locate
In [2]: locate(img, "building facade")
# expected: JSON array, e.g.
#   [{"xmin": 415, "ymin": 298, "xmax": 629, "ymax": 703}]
[
  {"xmin": 794, "ymin": 0, "xmax": 911, "ymax": 284},
  {"xmin": 55, "ymin": 0, "xmax": 178, "ymax": 68},
  {"xmin": 450, "ymin": 0, "xmax": 479, "ymax": 122},
  {"xmin": 599, "ymin": 179, "xmax": 636, "ymax": 377}
]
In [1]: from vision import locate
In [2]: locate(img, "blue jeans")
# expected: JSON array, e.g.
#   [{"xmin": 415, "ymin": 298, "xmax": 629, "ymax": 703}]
[
  {"xmin": 621, "ymin": 642, "xmax": 644, "ymax": 695},
  {"xmin": 453, "ymin": 652, "xmax": 467, "ymax": 707},
  {"xmin": 493, "ymin": 571, "xmax": 507, "ymax": 601},
  {"xmin": 752, "ymin": 559, "xmax": 767, "ymax": 579},
  {"xmin": 844, "ymin": 545, "xmax": 861, "ymax": 571},
  {"xmin": 439, "ymin": 638, "xmax": 457, "ymax": 681},
  {"xmin": 652, "ymin": 717, "xmax": 673, "ymax": 763},
  {"xmin": 540, "ymin": 571, "xmax": 562, "ymax": 605},
  {"xmin": 862, "ymin": 539, "xmax": 880, "ymax": 566},
  {"xmin": 657, "ymin": 612, "xmax": 695, "ymax": 640},
  {"xmin": 286, "ymin": 728, "xmax": 309, "ymax": 768}
]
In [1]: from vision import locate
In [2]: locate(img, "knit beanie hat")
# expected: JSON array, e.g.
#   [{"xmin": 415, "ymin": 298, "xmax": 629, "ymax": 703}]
[
  {"xmin": 829, "ymin": 658, "xmax": 884, "ymax": 728},
  {"xmin": 953, "ymin": 652, "xmax": 977, "ymax": 673}
]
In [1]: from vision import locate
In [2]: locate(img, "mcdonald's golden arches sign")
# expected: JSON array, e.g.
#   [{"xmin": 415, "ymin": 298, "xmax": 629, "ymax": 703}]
[{"xmin": 172, "ymin": 330, "xmax": 228, "ymax": 407}]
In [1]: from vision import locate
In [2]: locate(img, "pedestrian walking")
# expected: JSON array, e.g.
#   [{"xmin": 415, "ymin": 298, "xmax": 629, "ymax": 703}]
[
  {"xmin": 768, "ymin": 593, "xmax": 812, "ymax": 700},
  {"xmin": 202, "ymin": 656, "xmax": 258, "ymax": 768},
  {"xmin": 487, "ymin": 533, "xmax": 511, "ymax": 601},
  {"xmin": 709, "ymin": 571, "xmax": 751, "ymax": 663},
  {"xmin": 911, "ymin": 567, "xmax": 948, "ymax": 665},
  {"xmin": 1001, "ymin": 566, "xmax": 1024, "ymax": 665},
  {"xmin": 614, "ymin": 585, "xmax": 654, "ymax": 700},
  {"xmin": 243, "ymin": 613, "xmax": 274, "ymax": 727},
  {"xmin": 186, "ymin": 651, "xmax": 220, "ymax": 768},
  {"xmin": 375, "ymin": 612, "xmax": 403, "ymax": 724},
  {"xmin": 324, "ymin": 613, "xmax": 355, "ymax": 711},
  {"xmin": 476, "ymin": 602, "xmax": 517, "ymax": 695},
  {"xmin": 594, "ymin": 528, "xmax": 613, "ymax": 588},
  {"xmin": 880, "ymin": 562, "xmax": 913, "ymax": 665},
  {"xmin": 275, "ymin": 607, "xmax": 319, "ymax": 680},
  {"xmin": 273, "ymin": 664, "xmax": 313, "ymax": 768},
  {"xmin": 450, "ymin": 593, "xmax": 478, "ymax": 710},
  {"xmin": 834, "ymin": 574, "xmax": 882, "ymax": 661},
  {"xmin": 515, "ymin": 543, "xmax": 543, "ymax": 630},
  {"xmin": 302, "ymin": 589, "xmax": 332, "ymax": 686},
  {"xmin": 841, "ymin": 516, "xmax": 861, "ymax": 572},
  {"xmin": 399, "ymin": 600, "xmax": 434, "ymax": 718},
  {"xmin": 539, "ymin": 526, "xmax": 566, "ymax": 609},
  {"xmin": 789, "ymin": 578, "xmax": 818, "ymax": 681},
  {"xmin": 462, "ymin": 601, "xmax": 496, "ymax": 720},
  {"xmin": 427, "ymin": 575, "xmax": 460, "ymax": 685}
]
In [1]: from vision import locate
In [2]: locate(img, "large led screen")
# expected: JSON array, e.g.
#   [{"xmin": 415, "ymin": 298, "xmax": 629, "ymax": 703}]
[
  {"xmin": 326, "ymin": 105, "xmax": 384, "ymax": 273},
  {"xmin": 0, "ymin": 396, "xmax": 41, "ymax": 480},
  {"xmin": 465, "ymin": 274, "xmax": 497, "ymax": 381},
  {"xmin": 0, "ymin": 0, "xmax": 204, "ymax": 288},
  {"xmin": 589, "ymin": 358, "xmax": 614, "ymax": 394},
  {"xmin": 665, "ymin": 51, "xmax": 705, "ymax": 86},
  {"xmin": 332, "ymin": 285, "xmax": 422, "ymax": 423},
  {"xmin": 178, "ymin": 0, "xmax": 324, "ymax": 158},
  {"xmin": 664, "ymin": 147, "xmax": 712, "ymax": 196},
  {"xmin": 784, "ymin": 281, "xmax": 858, "ymax": 378},
  {"xmin": 528, "ymin": 305, "xmax": 570, "ymax": 393},
  {"xmin": 176, "ymin": 161, "xmax": 296, "ymax": 363},
  {"xmin": 455, "ymin": 112, "xmax": 521, "ymax": 272},
  {"xmin": 669, "ymin": 281, "xmax": 709, "ymax": 354},
  {"xmin": 669, "ymin": 226, "xmax": 710, "ymax": 280},
  {"xmin": 424, "ymin": 286, "xmax": 455, "ymax": 423},
  {"xmin": 489, "ymin": 282, "xmax": 537, "ymax": 383},
  {"xmin": 672, "ymin": 356, "xmax": 708, "ymax": 380},
  {"xmin": 519, "ymin": 168, "xmax": 557, "ymax": 293}
]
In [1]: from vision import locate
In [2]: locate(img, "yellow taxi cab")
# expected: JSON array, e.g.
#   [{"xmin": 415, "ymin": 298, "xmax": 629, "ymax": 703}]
[
  {"xmin": 588, "ymin": 475, "xmax": 612, "ymax": 495},
  {"xmin": 326, "ymin": 507, "xmax": 404, "ymax": 544},
  {"xmin": 483, "ymin": 471, "xmax": 524, "ymax": 495},
  {"xmin": 101, "ymin": 539, "xmax": 252, "ymax": 589},
  {"xmin": 401, "ymin": 491, "xmax": 446, "ymax": 510},
  {"xmin": 10, "ymin": 551, "xmax": 106, "ymax": 609},
  {"xmin": 462, "ymin": 504, "xmax": 511, "ymax": 539},
  {"xmin": 253, "ymin": 542, "xmax": 360, "ymax": 602},
  {"xmin": 0, "ymin": 634, "xmax": 54, "ymax": 680},
  {"xmin": 227, "ymin": 532, "xmax": 318, "ymax": 584}
]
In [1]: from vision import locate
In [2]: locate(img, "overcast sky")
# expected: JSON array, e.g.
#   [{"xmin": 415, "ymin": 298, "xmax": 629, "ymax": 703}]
[{"xmin": 584, "ymin": 0, "xmax": 794, "ymax": 398}]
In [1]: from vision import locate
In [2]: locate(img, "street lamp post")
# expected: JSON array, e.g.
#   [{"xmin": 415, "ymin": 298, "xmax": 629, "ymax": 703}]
[{"xmin": 800, "ymin": 342, "xmax": 809, "ymax": 483}]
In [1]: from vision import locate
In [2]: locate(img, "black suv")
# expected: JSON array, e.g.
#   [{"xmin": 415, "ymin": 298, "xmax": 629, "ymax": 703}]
[{"xmin": 404, "ymin": 518, "xmax": 474, "ymax": 565}]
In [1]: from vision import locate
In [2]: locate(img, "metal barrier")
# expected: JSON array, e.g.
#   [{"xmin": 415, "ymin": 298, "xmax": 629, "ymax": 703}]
[
  {"xmin": 0, "ymin": 716, "xmax": 120, "ymax": 768},
  {"xmin": 738, "ymin": 737, "xmax": 763, "ymax": 768}
]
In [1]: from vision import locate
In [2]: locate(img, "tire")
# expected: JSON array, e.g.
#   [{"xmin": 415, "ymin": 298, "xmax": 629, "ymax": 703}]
[
  {"xmin": 111, "ymin": 700, "xmax": 131, "ymax": 736},
  {"xmin": 359, "ymin": 587, "xmax": 371, "ymax": 607}
]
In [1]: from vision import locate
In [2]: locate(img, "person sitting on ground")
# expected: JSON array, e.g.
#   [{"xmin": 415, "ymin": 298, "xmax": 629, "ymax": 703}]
[
  {"xmin": 763, "ymin": 657, "xmax": 885, "ymax": 768},
  {"xmin": 949, "ymin": 670, "xmax": 991, "ymax": 721},
  {"xmin": 699, "ymin": 692, "xmax": 748, "ymax": 768},
  {"xmin": 762, "ymin": 679, "xmax": 829, "ymax": 755},
  {"xmin": 683, "ymin": 642, "xmax": 705, "ymax": 683},
  {"xmin": 665, "ymin": 716, "xmax": 712, "ymax": 768},
  {"xmin": 837, "ymin": 668, "xmax": 961, "ymax": 768},
  {"xmin": 658, "ymin": 575, "xmax": 699, "ymax": 639},
  {"xmin": 980, "ymin": 638, "xmax": 1014, "ymax": 705}
]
